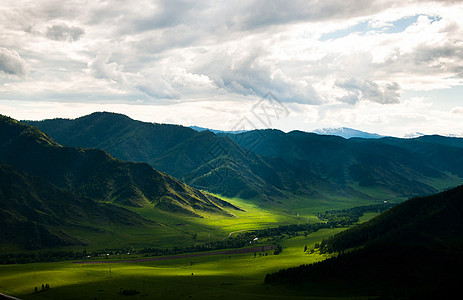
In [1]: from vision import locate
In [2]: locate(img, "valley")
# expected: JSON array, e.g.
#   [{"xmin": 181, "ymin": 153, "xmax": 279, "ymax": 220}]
[
  {"xmin": 1, "ymin": 113, "xmax": 463, "ymax": 299},
  {"xmin": 2, "ymin": 1, "xmax": 463, "ymax": 298}
]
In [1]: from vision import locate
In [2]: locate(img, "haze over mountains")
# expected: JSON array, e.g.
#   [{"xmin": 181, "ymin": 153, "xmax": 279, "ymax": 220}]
[{"xmin": 26, "ymin": 112, "xmax": 463, "ymax": 207}]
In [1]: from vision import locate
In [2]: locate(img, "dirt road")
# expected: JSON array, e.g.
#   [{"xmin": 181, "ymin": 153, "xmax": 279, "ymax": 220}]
[{"xmin": 74, "ymin": 245, "xmax": 275, "ymax": 264}]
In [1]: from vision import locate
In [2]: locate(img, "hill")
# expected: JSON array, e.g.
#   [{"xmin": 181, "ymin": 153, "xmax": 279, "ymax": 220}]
[
  {"xmin": 265, "ymin": 185, "xmax": 463, "ymax": 298},
  {"xmin": 0, "ymin": 115, "xmax": 238, "ymax": 217},
  {"xmin": 0, "ymin": 162, "xmax": 153, "ymax": 250}
]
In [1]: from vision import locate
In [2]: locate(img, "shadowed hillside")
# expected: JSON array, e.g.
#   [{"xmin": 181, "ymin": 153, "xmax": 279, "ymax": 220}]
[
  {"xmin": 265, "ymin": 185, "xmax": 463, "ymax": 298},
  {"xmin": 0, "ymin": 115, "xmax": 239, "ymax": 217},
  {"xmin": 0, "ymin": 162, "xmax": 153, "ymax": 250}
]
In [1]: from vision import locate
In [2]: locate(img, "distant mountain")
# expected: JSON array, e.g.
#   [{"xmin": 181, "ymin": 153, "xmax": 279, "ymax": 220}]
[
  {"xmin": 404, "ymin": 131, "xmax": 425, "ymax": 138},
  {"xmin": 265, "ymin": 185, "xmax": 463, "ymax": 298},
  {"xmin": 26, "ymin": 112, "xmax": 463, "ymax": 207},
  {"xmin": 189, "ymin": 126, "xmax": 247, "ymax": 134},
  {"xmin": 0, "ymin": 115, "xmax": 238, "ymax": 217},
  {"xmin": 0, "ymin": 162, "xmax": 152, "ymax": 250},
  {"xmin": 312, "ymin": 127, "xmax": 383, "ymax": 139},
  {"xmin": 380, "ymin": 135, "xmax": 463, "ymax": 177},
  {"xmin": 226, "ymin": 129, "xmax": 448, "ymax": 197}
]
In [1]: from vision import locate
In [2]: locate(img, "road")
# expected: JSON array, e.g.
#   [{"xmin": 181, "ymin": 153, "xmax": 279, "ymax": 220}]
[
  {"xmin": 74, "ymin": 245, "xmax": 275, "ymax": 264},
  {"xmin": 0, "ymin": 293, "xmax": 22, "ymax": 300}
]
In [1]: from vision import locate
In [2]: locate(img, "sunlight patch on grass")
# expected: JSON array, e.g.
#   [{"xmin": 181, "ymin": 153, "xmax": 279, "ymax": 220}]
[{"xmin": 0, "ymin": 228, "xmax": 346, "ymax": 300}]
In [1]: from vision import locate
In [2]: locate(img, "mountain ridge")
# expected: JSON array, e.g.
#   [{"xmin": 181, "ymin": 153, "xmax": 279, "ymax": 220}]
[
  {"xmin": 1, "ymin": 114, "xmax": 239, "ymax": 217},
  {"xmin": 25, "ymin": 112, "xmax": 463, "ymax": 207}
]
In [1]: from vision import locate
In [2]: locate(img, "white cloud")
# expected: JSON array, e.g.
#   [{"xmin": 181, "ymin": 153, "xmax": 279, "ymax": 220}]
[
  {"xmin": 0, "ymin": 47, "xmax": 29, "ymax": 77},
  {"xmin": 1, "ymin": 0, "xmax": 463, "ymax": 135},
  {"xmin": 88, "ymin": 48, "xmax": 126, "ymax": 83},
  {"xmin": 451, "ymin": 106, "xmax": 463, "ymax": 114}
]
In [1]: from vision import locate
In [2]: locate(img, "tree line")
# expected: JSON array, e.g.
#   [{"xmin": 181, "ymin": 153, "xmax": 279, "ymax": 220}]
[{"xmin": 0, "ymin": 202, "xmax": 394, "ymax": 264}]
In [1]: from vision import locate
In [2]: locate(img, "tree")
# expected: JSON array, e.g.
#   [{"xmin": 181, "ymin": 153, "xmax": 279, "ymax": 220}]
[{"xmin": 304, "ymin": 245, "xmax": 307, "ymax": 252}]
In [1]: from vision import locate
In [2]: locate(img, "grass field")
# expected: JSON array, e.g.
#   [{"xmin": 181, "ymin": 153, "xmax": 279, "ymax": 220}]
[
  {"xmin": 0, "ymin": 195, "xmax": 388, "ymax": 299},
  {"xmin": 0, "ymin": 228, "xmax": 369, "ymax": 300},
  {"xmin": 52, "ymin": 174, "xmax": 456, "ymax": 253}
]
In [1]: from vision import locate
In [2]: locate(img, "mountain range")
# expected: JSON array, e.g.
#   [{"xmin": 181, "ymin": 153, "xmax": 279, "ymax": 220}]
[
  {"xmin": 2, "ymin": 111, "xmax": 462, "ymax": 298},
  {"xmin": 189, "ymin": 126, "xmax": 247, "ymax": 135},
  {"xmin": 1, "ymin": 114, "xmax": 239, "ymax": 217},
  {"xmin": 25, "ymin": 112, "xmax": 463, "ymax": 208},
  {"xmin": 311, "ymin": 127, "xmax": 383, "ymax": 139},
  {"xmin": 192, "ymin": 125, "xmax": 385, "ymax": 139},
  {"xmin": 0, "ymin": 114, "xmax": 249, "ymax": 250}
]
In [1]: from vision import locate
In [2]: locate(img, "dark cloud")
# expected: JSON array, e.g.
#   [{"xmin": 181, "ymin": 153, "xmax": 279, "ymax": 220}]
[
  {"xmin": 46, "ymin": 24, "xmax": 84, "ymax": 42},
  {"xmin": 335, "ymin": 78, "xmax": 400, "ymax": 104},
  {"xmin": 0, "ymin": 47, "xmax": 29, "ymax": 78}
]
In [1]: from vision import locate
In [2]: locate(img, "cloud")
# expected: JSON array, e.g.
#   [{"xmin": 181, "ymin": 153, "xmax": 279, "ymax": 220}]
[
  {"xmin": 191, "ymin": 46, "xmax": 322, "ymax": 104},
  {"xmin": 87, "ymin": 49, "xmax": 180, "ymax": 99},
  {"xmin": 45, "ymin": 23, "xmax": 84, "ymax": 42},
  {"xmin": 1, "ymin": 0, "xmax": 463, "ymax": 136},
  {"xmin": 0, "ymin": 47, "xmax": 29, "ymax": 78},
  {"xmin": 88, "ymin": 48, "xmax": 126, "ymax": 83},
  {"xmin": 451, "ymin": 106, "xmax": 463, "ymax": 114},
  {"xmin": 335, "ymin": 78, "xmax": 400, "ymax": 104}
]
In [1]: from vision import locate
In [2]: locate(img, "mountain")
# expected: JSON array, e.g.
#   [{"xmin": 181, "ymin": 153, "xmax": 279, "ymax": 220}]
[
  {"xmin": 0, "ymin": 162, "xmax": 152, "ymax": 250},
  {"xmin": 26, "ymin": 112, "xmax": 463, "ymax": 207},
  {"xmin": 380, "ymin": 135, "xmax": 463, "ymax": 177},
  {"xmin": 0, "ymin": 115, "xmax": 239, "ymax": 217},
  {"xmin": 189, "ymin": 126, "xmax": 247, "ymax": 134},
  {"xmin": 25, "ymin": 112, "xmax": 324, "ymax": 201},
  {"xmin": 226, "ymin": 129, "xmax": 449, "ymax": 197},
  {"xmin": 265, "ymin": 185, "xmax": 463, "ymax": 298},
  {"xmin": 404, "ymin": 132, "xmax": 425, "ymax": 138},
  {"xmin": 312, "ymin": 127, "xmax": 383, "ymax": 139}
]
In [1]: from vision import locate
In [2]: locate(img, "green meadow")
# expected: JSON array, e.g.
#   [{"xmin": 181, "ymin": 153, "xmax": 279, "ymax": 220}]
[
  {"xmin": 0, "ymin": 195, "xmax": 385, "ymax": 299},
  {"xmin": 0, "ymin": 228, "xmax": 355, "ymax": 300}
]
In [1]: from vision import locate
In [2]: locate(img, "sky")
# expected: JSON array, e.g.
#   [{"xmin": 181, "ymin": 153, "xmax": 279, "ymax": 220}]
[{"xmin": 1, "ymin": 0, "xmax": 463, "ymax": 137}]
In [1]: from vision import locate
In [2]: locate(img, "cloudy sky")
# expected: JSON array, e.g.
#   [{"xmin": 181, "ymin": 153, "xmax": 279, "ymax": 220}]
[{"xmin": 1, "ymin": 0, "xmax": 463, "ymax": 137}]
